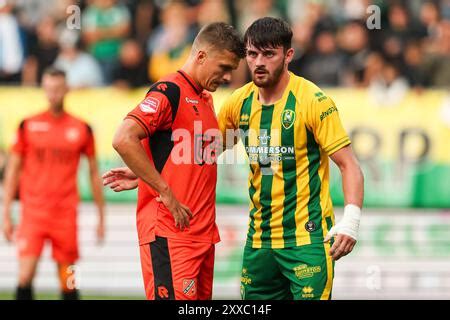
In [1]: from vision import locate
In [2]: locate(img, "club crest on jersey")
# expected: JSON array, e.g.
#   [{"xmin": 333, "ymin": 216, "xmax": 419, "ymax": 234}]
[
  {"xmin": 140, "ymin": 97, "xmax": 159, "ymax": 113},
  {"xmin": 281, "ymin": 110, "xmax": 296, "ymax": 129},
  {"xmin": 65, "ymin": 128, "xmax": 80, "ymax": 142},
  {"xmin": 182, "ymin": 279, "xmax": 196, "ymax": 297}
]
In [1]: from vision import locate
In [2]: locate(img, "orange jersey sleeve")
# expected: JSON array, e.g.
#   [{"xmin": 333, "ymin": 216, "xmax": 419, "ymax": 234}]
[
  {"xmin": 125, "ymin": 91, "xmax": 173, "ymax": 137},
  {"xmin": 81, "ymin": 124, "xmax": 96, "ymax": 157},
  {"xmin": 11, "ymin": 120, "xmax": 27, "ymax": 156}
]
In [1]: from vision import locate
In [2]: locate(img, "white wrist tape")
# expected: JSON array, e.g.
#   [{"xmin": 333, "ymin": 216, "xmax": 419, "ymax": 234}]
[{"xmin": 325, "ymin": 204, "xmax": 361, "ymax": 242}]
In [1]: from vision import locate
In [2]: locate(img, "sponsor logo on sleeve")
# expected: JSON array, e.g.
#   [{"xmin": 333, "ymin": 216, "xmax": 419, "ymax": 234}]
[
  {"xmin": 157, "ymin": 83, "xmax": 168, "ymax": 91},
  {"xmin": 315, "ymin": 91, "xmax": 328, "ymax": 102},
  {"xmin": 320, "ymin": 105, "xmax": 338, "ymax": 121},
  {"xmin": 140, "ymin": 97, "xmax": 160, "ymax": 113}
]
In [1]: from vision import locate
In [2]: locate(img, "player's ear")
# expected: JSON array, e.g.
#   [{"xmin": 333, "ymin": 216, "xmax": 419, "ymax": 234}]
[
  {"xmin": 196, "ymin": 50, "xmax": 207, "ymax": 65},
  {"xmin": 285, "ymin": 47, "xmax": 294, "ymax": 65}
]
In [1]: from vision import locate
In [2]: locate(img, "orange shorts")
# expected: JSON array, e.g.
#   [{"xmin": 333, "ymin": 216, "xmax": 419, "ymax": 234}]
[
  {"xmin": 139, "ymin": 236, "xmax": 215, "ymax": 300},
  {"xmin": 16, "ymin": 218, "xmax": 78, "ymax": 264}
]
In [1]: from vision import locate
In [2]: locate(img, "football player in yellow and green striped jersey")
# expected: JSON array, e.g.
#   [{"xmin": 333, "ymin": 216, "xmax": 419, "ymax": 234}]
[{"xmin": 218, "ymin": 17, "xmax": 364, "ymax": 300}]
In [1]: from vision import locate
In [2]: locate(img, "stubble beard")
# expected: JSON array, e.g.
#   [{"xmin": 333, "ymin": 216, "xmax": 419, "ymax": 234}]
[{"xmin": 253, "ymin": 60, "xmax": 285, "ymax": 88}]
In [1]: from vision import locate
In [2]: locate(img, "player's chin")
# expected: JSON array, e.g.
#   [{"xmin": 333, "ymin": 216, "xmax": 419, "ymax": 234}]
[
  {"xmin": 206, "ymin": 83, "xmax": 220, "ymax": 92},
  {"xmin": 253, "ymin": 78, "xmax": 271, "ymax": 88}
]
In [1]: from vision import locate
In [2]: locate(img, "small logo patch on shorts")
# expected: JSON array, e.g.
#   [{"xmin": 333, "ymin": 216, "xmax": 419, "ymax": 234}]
[
  {"xmin": 182, "ymin": 279, "xmax": 196, "ymax": 297},
  {"xmin": 302, "ymin": 286, "xmax": 315, "ymax": 298},
  {"xmin": 157, "ymin": 285, "xmax": 169, "ymax": 299}
]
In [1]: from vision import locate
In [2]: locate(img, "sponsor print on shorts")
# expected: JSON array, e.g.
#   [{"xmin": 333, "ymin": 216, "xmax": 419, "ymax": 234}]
[
  {"xmin": 293, "ymin": 264, "xmax": 322, "ymax": 280},
  {"xmin": 240, "ymin": 268, "xmax": 252, "ymax": 299},
  {"xmin": 241, "ymin": 268, "xmax": 252, "ymax": 285}
]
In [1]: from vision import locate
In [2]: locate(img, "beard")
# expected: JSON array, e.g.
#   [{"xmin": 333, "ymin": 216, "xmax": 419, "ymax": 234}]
[{"xmin": 252, "ymin": 60, "xmax": 285, "ymax": 88}]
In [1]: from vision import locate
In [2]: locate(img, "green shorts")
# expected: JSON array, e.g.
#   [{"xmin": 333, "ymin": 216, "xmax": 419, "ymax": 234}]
[{"xmin": 240, "ymin": 242, "xmax": 334, "ymax": 300}]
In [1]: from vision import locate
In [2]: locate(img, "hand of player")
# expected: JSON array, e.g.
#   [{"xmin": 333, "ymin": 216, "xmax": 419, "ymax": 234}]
[
  {"xmin": 2, "ymin": 215, "xmax": 14, "ymax": 243},
  {"xmin": 324, "ymin": 204, "xmax": 361, "ymax": 261},
  {"xmin": 156, "ymin": 189, "xmax": 193, "ymax": 231},
  {"xmin": 102, "ymin": 167, "xmax": 138, "ymax": 192},
  {"xmin": 324, "ymin": 231, "xmax": 356, "ymax": 261}
]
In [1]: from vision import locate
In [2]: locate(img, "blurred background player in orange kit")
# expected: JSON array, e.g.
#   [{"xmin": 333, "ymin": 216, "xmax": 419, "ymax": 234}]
[{"xmin": 2, "ymin": 67, "xmax": 105, "ymax": 300}]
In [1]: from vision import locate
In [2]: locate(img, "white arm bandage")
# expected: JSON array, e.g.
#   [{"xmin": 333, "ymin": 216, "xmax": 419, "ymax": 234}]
[{"xmin": 324, "ymin": 204, "xmax": 361, "ymax": 241}]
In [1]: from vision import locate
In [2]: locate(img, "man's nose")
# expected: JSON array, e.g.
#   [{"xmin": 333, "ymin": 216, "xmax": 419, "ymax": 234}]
[
  {"xmin": 222, "ymin": 71, "xmax": 232, "ymax": 83},
  {"xmin": 255, "ymin": 54, "xmax": 265, "ymax": 67}
]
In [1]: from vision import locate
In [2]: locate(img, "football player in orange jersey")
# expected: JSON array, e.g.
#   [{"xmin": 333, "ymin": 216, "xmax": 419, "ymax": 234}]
[{"xmin": 2, "ymin": 67, "xmax": 105, "ymax": 300}]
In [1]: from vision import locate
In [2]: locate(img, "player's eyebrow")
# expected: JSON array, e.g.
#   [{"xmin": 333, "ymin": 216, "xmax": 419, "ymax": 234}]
[
  {"xmin": 220, "ymin": 64, "xmax": 234, "ymax": 71},
  {"xmin": 246, "ymin": 48, "xmax": 276, "ymax": 55},
  {"xmin": 261, "ymin": 48, "xmax": 275, "ymax": 54}
]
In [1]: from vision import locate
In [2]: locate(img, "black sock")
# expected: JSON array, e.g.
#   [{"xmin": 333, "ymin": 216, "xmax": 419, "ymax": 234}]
[
  {"xmin": 62, "ymin": 289, "xmax": 80, "ymax": 300},
  {"xmin": 16, "ymin": 285, "xmax": 33, "ymax": 300}
]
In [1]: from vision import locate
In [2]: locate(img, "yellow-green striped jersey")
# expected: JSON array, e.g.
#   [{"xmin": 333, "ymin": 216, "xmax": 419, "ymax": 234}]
[{"xmin": 218, "ymin": 73, "xmax": 351, "ymax": 249}]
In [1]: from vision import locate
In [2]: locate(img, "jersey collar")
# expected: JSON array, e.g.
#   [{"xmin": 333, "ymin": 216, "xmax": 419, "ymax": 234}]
[
  {"xmin": 45, "ymin": 110, "xmax": 68, "ymax": 121},
  {"xmin": 177, "ymin": 70, "xmax": 203, "ymax": 95}
]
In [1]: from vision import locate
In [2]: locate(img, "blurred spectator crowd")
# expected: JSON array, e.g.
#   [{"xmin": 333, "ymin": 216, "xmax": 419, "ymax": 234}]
[{"xmin": 0, "ymin": 0, "xmax": 449, "ymax": 90}]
